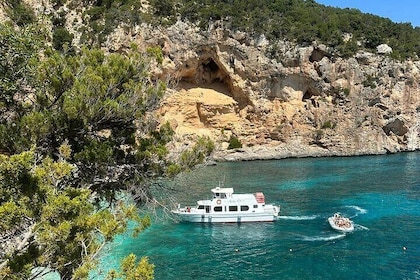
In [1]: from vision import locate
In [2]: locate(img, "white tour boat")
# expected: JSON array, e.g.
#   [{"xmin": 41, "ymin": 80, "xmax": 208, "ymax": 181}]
[
  {"xmin": 172, "ymin": 186, "xmax": 280, "ymax": 223},
  {"xmin": 328, "ymin": 213, "xmax": 354, "ymax": 233}
]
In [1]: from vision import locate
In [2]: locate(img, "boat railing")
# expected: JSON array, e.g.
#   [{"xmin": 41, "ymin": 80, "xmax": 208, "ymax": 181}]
[{"xmin": 177, "ymin": 206, "xmax": 206, "ymax": 214}]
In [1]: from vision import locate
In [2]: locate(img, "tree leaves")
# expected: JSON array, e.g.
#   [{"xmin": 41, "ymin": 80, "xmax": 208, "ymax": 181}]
[
  {"xmin": 0, "ymin": 23, "xmax": 41, "ymax": 110},
  {"xmin": 106, "ymin": 254, "xmax": 154, "ymax": 280},
  {"xmin": 0, "ymin": 151, "xmax": 153, "ymax": 279},
  {"xmin": 170, "ymin": 0, "xmax": 420, "ymax": 58},
  {"xmin": 0, "ymin": 24, "xmax": 168, "ymax": 280}
]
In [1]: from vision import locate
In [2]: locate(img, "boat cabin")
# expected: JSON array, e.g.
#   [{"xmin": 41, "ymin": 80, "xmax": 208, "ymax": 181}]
[
  {"xmin": 190, "ymin": 187, "xmax": 269, "ymax": 215},
  {"xmin": 211, "ymin": 187, "xmax": 233, "ymax": 199}
]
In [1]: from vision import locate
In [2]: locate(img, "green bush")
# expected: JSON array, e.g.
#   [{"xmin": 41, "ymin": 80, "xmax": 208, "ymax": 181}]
[
  {"xmin": 342, "ymin": 88, "xmax": 350, "ymax": 96},
  {"xmin": 179, "ymin": 136, "xmax": 215, "ymax": 169},
  {"xmin": 362, "ymin": 75, "xmax": 377, "ymax": 89},
  {"xmin": 147, "ymin": 46, "xmax": 164, "ymax": 64},
  {"xmin": 228, "ymin": 136, "xmax": 242, "ymax": 149},
  {"xmin": 321, "ymin": 120, "xmax": 335, "ymax": 129},
  {"xmin": 6, "ymin": 0, "xmax": 35, "ymax": 26},
  {"xmin": 53, "ymin": 27, "xmax": 74, "ymax": 51}
]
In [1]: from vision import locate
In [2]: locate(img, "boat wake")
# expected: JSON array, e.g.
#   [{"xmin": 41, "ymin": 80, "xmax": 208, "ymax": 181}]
[
  {"xmin": 354, "ymin": 224, "xmax": 369, "ymax": 231},
  {"xmin": 345, "ymin": 205, "xmax": 368, "ymax": 217},
  {"xmin": 299, "ymin": 233, "xmax": 346, "ymax": 242},
  {"xmin": 277, "ymin": 215, "xmax": 318, "ymax": 221}
]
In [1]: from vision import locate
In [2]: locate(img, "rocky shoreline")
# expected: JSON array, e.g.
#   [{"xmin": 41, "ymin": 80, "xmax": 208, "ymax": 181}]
[{"xmin": 210, "ymin": 143, "xmax": 392, "ymax": 162}]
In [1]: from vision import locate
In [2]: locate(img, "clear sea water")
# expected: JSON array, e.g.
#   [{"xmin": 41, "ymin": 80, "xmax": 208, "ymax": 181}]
[{"xmin": 92, "ymin": 152, "xmax": 420, "ymax": 280}]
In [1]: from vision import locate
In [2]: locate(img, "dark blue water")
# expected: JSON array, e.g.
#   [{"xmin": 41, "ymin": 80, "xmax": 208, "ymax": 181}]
[{"xmin": 92, "ymin": 152, "xmax": 420, "ymax": 280}]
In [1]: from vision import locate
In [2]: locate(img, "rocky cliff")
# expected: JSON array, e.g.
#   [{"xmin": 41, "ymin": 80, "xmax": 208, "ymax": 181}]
[
  {"xmin": 5, "ymin": 3, "xmax": 420, "ymax": 161},
  {"xmin": 107, "ymin": 20, "xmax": 420, "ymax": 161}
]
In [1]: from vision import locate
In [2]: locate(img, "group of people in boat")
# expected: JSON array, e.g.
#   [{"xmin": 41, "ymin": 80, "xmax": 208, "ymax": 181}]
[{"xmin": 333, "ymin": 213, "xmax": 352, "ymax": 228}]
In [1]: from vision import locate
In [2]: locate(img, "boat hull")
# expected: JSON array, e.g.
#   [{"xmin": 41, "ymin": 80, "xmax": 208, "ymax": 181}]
[
  {"xmin": 172, "ymin": 211, "xmax": 277, "ymax": 223},
  {"xmin": 328, "ymin": 217, "xmax": 354, "ymax": 233}
]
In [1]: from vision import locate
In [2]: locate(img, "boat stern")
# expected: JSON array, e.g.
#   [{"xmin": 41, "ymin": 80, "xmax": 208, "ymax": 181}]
[{"xmin": 273, "ymin": 205, "xmax": 280, "ymax": 217}]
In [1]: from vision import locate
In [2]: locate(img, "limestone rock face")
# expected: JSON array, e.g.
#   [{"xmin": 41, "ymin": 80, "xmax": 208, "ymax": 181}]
[
  {"xmin": 377, "ymin": 44, "xmax": 393, "ymax": 54},
  {"xmin": 94, "ymin": 19, "xmax": 420, "ymax": 161},
  {"xmin": 133, "ymin": 21, "xmax": 420, "ymax": 160},
  {"xmin": 2, "ymin": 1, "xmax": 420, "ymax": 161}
]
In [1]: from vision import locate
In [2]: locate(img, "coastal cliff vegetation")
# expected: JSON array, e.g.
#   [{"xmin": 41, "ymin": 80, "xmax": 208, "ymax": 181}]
[
  {"xmin": 172, "ymin": 0, "xmax": 420, "ymax": 59},
  {"xmin": 1, "ymin": 0, "xmax": 420, "ymax": 279},
  {"xmin": 0, "ymin": 21, "xmax": 212, "ymax": 279},
  {"xmin": 5, "ymin": 0, "xmax": 416, "ymax": 59}
]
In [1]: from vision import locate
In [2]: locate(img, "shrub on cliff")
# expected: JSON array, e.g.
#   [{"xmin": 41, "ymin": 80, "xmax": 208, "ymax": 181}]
[
  {"xmin": 228, "ymin": 136, "xmax": 242, "ymax": 149},
  {"xmin": 161, "ymin": 0, "xmax": 420, "ymax": 59}
]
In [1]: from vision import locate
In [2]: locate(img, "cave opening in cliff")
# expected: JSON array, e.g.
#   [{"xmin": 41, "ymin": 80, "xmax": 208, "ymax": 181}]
[
  {"xmin": 203, "ymin": 58, "xmax": 219, "ymax": 73},
  {"xmin": 199, "ymin": 57, "xmax": 225, "ymax": 85},
  {"xmin": 303, "ymin": 88, "xmax": 319, "ymax": 107},
  {"xmin": 303, "ymin": 89, "xmax": 313, "ymax": 100},
  {"xmin": 309, "ymin": 49, "xmax": 324, "ymax": 63},
  {"xmin": 309, "ymin": 48, "xmax": 331, "ymax": 63},
  {"xmin": 177, "ymin": 54, "xmax": 252, "ymax": 110}
]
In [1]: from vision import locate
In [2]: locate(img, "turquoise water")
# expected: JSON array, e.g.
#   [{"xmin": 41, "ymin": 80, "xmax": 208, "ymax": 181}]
[{"xmin": 93, "ymin": 152, "xmax": 420, "ymax": 279}]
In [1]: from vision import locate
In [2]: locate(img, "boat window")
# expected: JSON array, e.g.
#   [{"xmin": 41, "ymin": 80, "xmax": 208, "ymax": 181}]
[
  {"xmin": 214, "ymin": 206, "xmax": 222, "ymax": 212},
  {"xmin": 198, "ymin": 205, "xmax": 204, "ymax": 210},
  {"xmin": 229, "ymin": 206, "xmax": 238, "ymax": 212},
  {"xmin": 240, "ymin": 205, "xmax": 249, "ymax": 211},
  {"xmin": 253, "ymin": 205, "xmax": 258, "ymax": 208}
]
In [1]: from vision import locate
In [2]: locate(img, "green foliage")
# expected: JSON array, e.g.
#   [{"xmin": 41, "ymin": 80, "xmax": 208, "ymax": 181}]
[
  {"xmin": 146, "ymin": 46, "xmax": 164, "ymax": 64},
  {"xmin": 0, "ymin": 43, "xmax": 167, "ymax": 160},
  {"xmin": 342, "ymin": 88, "xmax": 350, "ymax": 96},
  {"xmin": 53, "ymin": 27, "xmax": 74, "ymax": 51},
  {"xmin": 321, "ymin": 120, "xmax": 335, "ymax": 129},
  {"xmin": 362, "ymin": 75, "xmax": 378, "ymax": 89},
  {"xmin": 0, "ymin": 23, "xmax": 42, "ymax": 110},
  {"xmin": 148, "ymin": 0, "xmax": 420, "ymax": 59},
  {"xmin": 0, "ymin": 201, "xmax": 24, "ymax": 231},
  {"xmin": 148, "ymin": 0, "xmax": 177, "ymax": 25},
  {"xmin": 227, "ymin": 136, "xmax": 242, "ymax": 149},
  {"xmin": 0, "ymin": 151, "xmax": 152, "ymax": 279},
  {"xmin": 0, "ymin": 23, "xmax": 49, "ymax": 153},
  {"xmin": 0, "ymin": 150, "xmax": 41, "ymax": 207},
  {"xmin": 0, "ymin": 25, "xmax": 172, "ymax": 207},
  {"xmin": 106, "ymin": 254, "xmax": 154, "ymax": 280},
  {"xmin": 337, "ymin": 39, "xmax": 359, "ymax": 58},
  {"xmin": 0, "ymin": 26, "xmax": 169, "ymax": 280},
  {"xmin": 80, "ymin": 0, "xmax": 145, "ymax": 45},
  {"xmin": 4, "ymin": 0, "xmax": 35, "ymax": 26},
  {"xmin": 166, "ymin": 163, "xmax": 182, "ymax": 177},
  {"xmin": 74, "ymin": 139, "xmax": 115, "ymax": 164},
  {"xmin": 179, "ymin": 136, "xmax": 215, "ymax": 169}
]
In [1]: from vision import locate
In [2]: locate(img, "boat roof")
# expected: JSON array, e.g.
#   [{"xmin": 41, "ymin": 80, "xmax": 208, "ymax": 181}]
[{"xmin": 211, "ymin": 187, "xmax": 234, "ymax": 194}]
